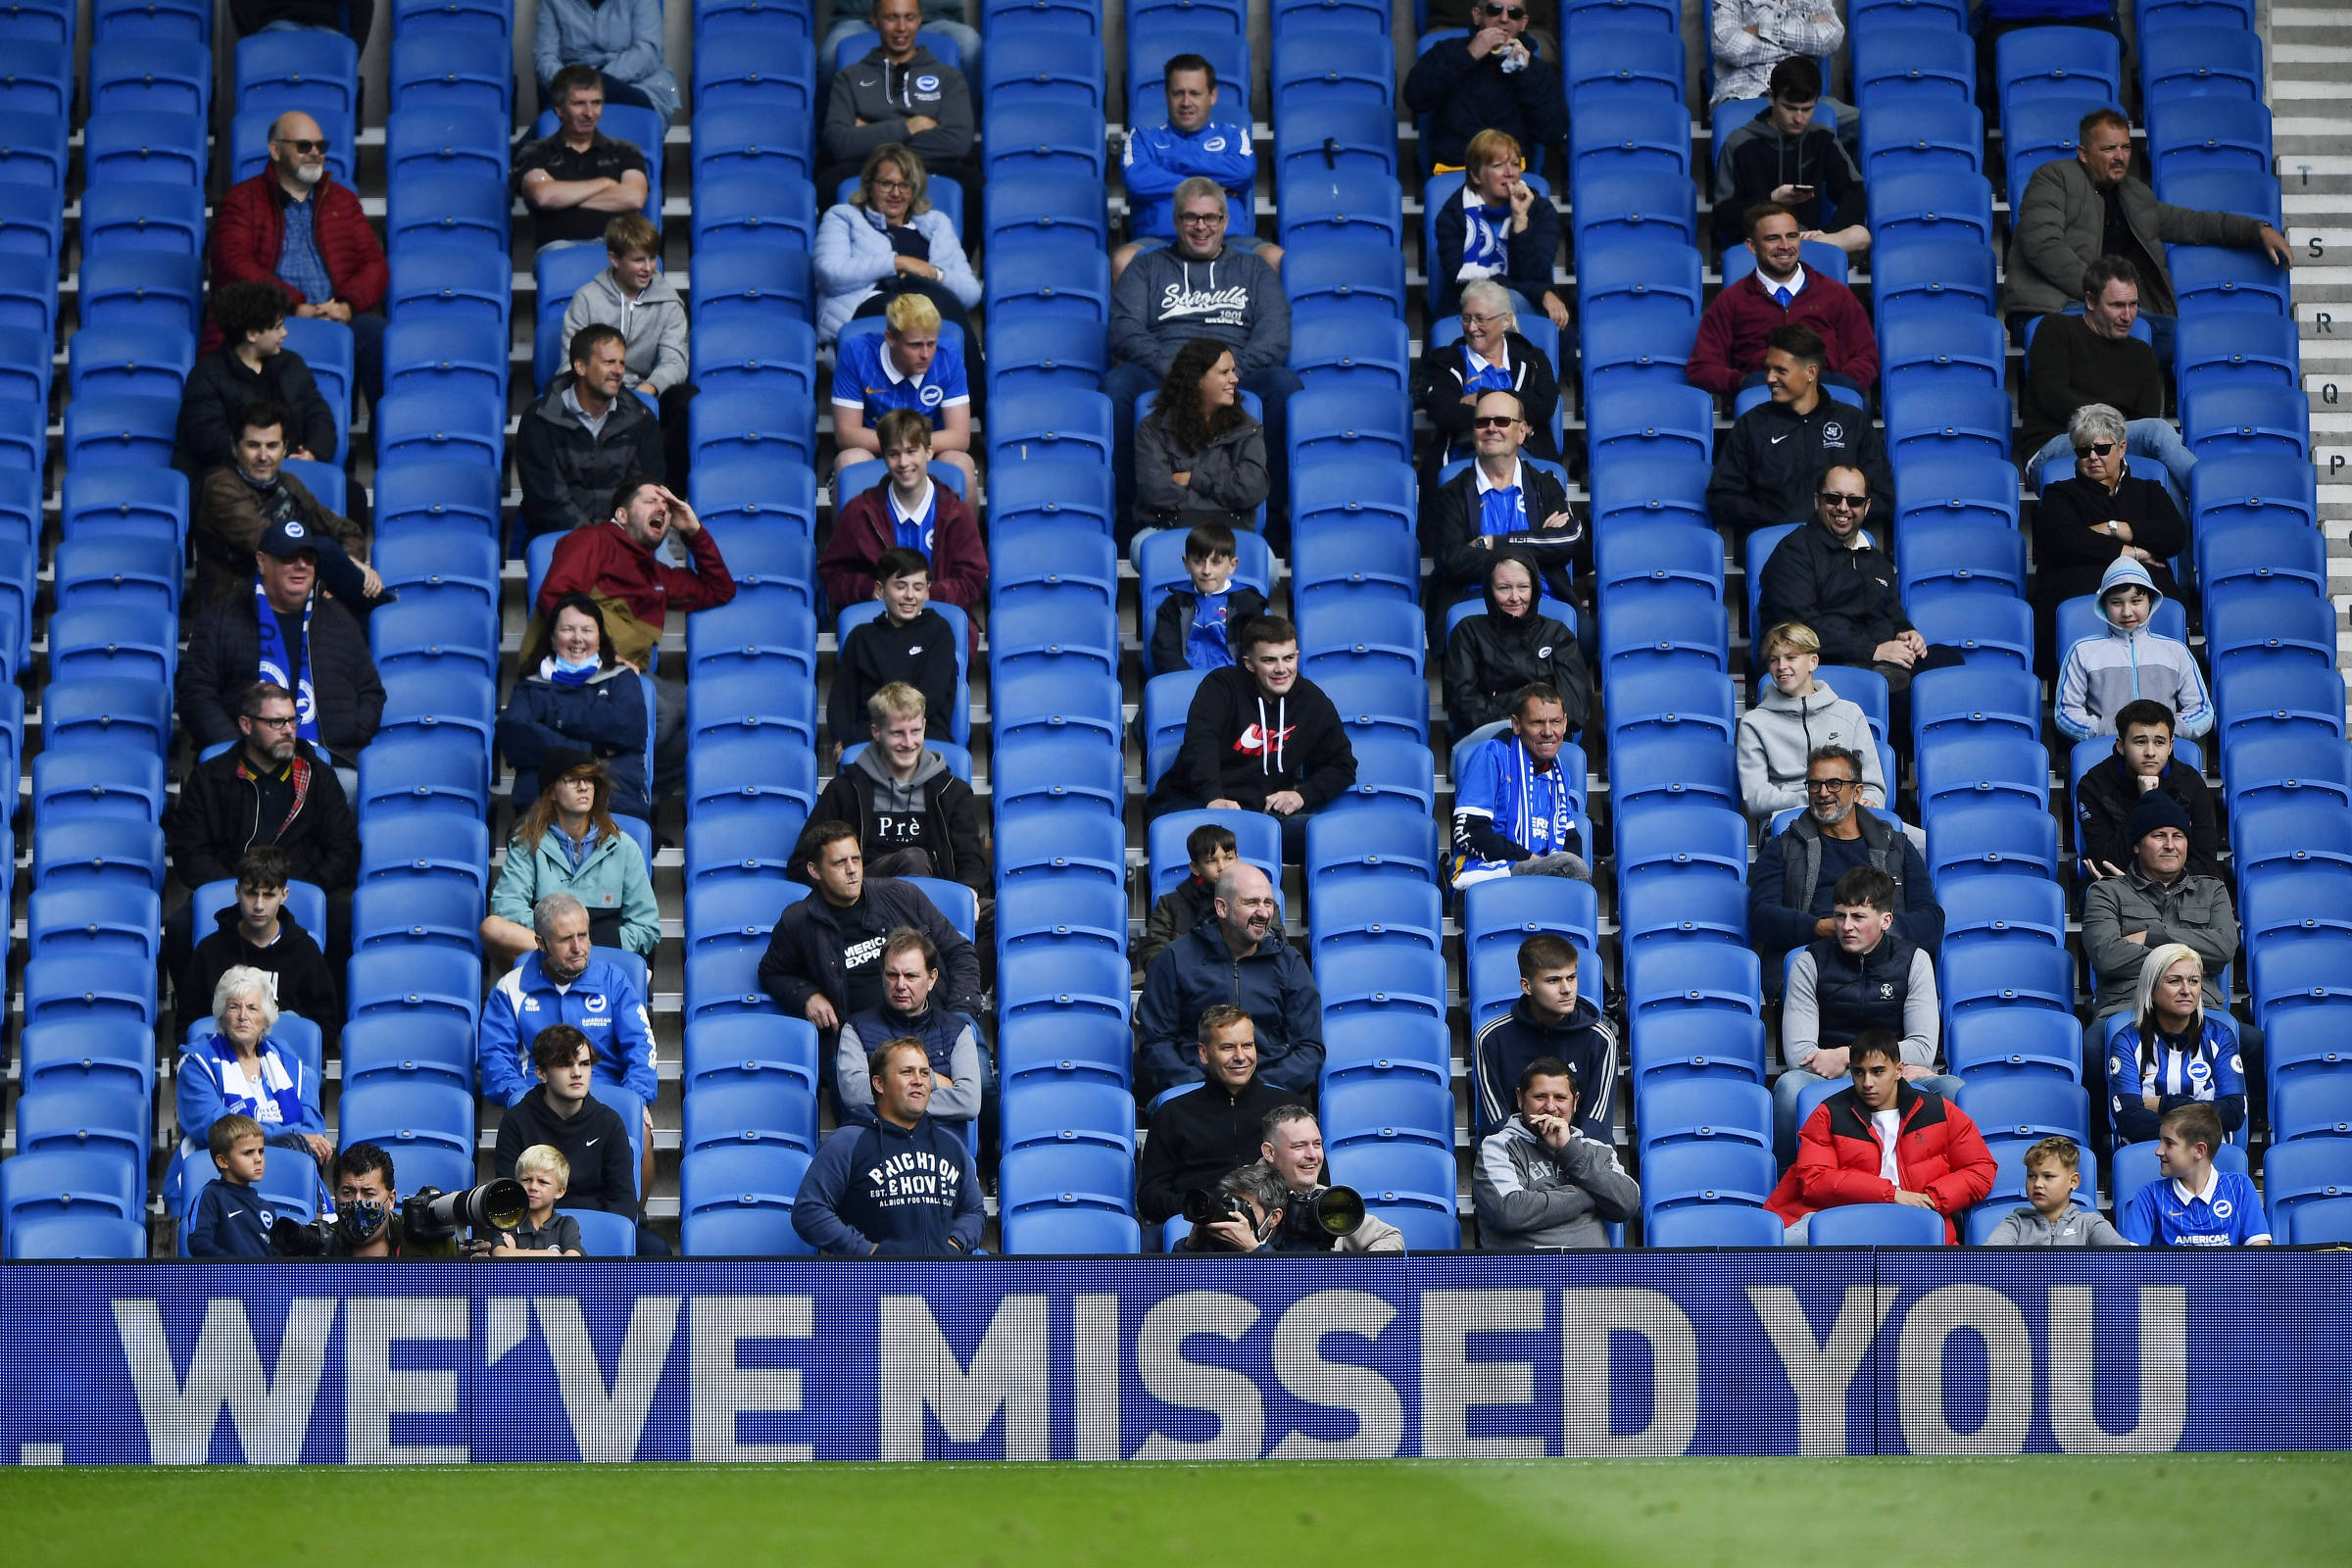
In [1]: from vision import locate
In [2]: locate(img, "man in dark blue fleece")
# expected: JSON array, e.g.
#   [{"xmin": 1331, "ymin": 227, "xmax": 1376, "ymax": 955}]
[
  {"xmin": 793, "ymin": 1037, "xmax": 983, "ymax": 1255},
  {"xmin": 1134, "ymin": 862, "xmax": 1324, "ymax": 1101}
]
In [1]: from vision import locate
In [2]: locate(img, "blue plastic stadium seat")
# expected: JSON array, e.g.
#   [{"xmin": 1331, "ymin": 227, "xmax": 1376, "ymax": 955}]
[
  {"xmin": 1869, "ymin": 231, "xmax": 1998, "ymax": 317},
  {"xmin": 389, "ymin": 28, "xmax": 512, "ymax": 115},
  {"xmin": 336, "ymin": 1079, "xmax": 478, "ymax": 1196},
  {"xmin": 1640, "ymin": 1142, "xmax": 1777, "ymax": 1227},
  {"xmin": 1645, "ymin": 1204, "xmax": 1784, "ymax": 1246},
  {"xmin": 1000, "ymin": 1078, "xmax": 1136, "ymax": 1155},
  {"xmin": 235, "ymin": 27, "xmax": 358, "ymax": 118},
  {"xmin": 981, "ymin": 101, "xmax": 1108, "ymax": 183},
  {"xmin": 386, "ymin": 171, "xmax": 510, "ymax": 252},
  {"xmin": 1808, "ymin": 1203, "xmax": 1949, "ymax": 1246},
  {"xmin": 1852, "ymin": 24, "xmax": 1972, "ymax": 104},
  {"xmin": 1275, "ymin": 170, "xmax": 1405, "ymax": 251}
]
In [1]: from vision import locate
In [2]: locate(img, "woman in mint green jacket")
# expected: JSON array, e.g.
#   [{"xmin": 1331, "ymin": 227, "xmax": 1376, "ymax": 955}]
[{"xmin": 481, "ymin": 750, "xmax": 660, "ymax": 966}]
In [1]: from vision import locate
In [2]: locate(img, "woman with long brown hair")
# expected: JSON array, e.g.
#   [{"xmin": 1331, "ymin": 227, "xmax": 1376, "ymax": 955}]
[{"xmin": 1133, "ymin": 336, "xmax": 1270, "ymax": 537}]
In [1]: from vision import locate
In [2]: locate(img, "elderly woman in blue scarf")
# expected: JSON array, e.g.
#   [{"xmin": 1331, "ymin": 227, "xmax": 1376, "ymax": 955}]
[{"xmin": 171, "ymin": 964, "xmax": 329, "ymax": 1209}]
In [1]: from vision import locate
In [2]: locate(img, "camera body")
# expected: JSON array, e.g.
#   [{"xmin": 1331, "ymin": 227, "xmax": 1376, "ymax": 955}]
[{"xmin": 1181, "ymin": 1183, "xmax": 1365, "ymax": 1252}]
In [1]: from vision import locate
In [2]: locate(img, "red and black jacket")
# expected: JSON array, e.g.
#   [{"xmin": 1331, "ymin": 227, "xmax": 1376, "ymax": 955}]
[{"xmin": 1766, "ymin": 1081, "xmax": 1997, "ymax": 1243}]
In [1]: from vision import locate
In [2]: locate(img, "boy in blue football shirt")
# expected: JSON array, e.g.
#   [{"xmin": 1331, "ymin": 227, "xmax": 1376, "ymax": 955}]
[
  {"xmin": 2119, "ymin": 1102, "xmax": 2271, "ymax": 1248},
  {"xmin": 829, "ymin": 292, "xmax": 975, "ymax": 492},
  {"xmin": 1149, "ymin": 522, "xmax": 1267, "ymax": 676}
]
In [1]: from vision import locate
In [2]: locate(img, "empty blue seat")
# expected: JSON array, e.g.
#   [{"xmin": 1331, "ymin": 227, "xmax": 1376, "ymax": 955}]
[
  {"xmin": 981, "ymin": 101, "xmax": 1108, "ymax": 183},
  {"xmin": 1871, "ymin": 231, "xmax": 1999, "ymax": 320},
  {"xmin": 1577, "ymin": 239, "xmax": 1702, "ymax": 332},
  {"xmin": 1907, "ymin": 591, "xmax": 2034, "ymax": 671},
  {"xmin": 2175, "ymin": 308, "xmax": 2300, "ymax": 398},
  {"xmin": 1587, "ymin": 383, "xmax": 1714, "ymax": 467},
  {"xmin": 1000, "ymin": 1078, "xmax": 1135, "ymax": 1154},
  {"xmin": 385, "ymin": 171, "xmax": 510, "ymax": 251},
  {"xmin": 78, "ymin": 178, "xmax": 204, "ymax": 262},
  {"xmin": 1274, "ymin": 169, "xmax": 1405, "ymax": 251},
  {"xmin": 1624, "ymin": 943, "xmax": 1761, "ymax": 1025},
  {"xmin": 390, "ymin": 28, "xmax": 511, "ymax": 115},
  {"xmin": 2150, "ymin": 96, "xmax": 2273, "ymax": 189},
  {"xmin": 998, "ymin": 941, "xmax": 1130, "ymax": 1030},
  {"xmin": 79, "ymin": 109, "xmax": 199, "ymax": 187},
  {"xmin": 681, "ymin": 1080, "xmax": 820, "ymax": 1158},
  {"xmin": 385, "ymin": 104, "xmax": 510, "ymax": 189},
  {"xmin": 1321, "ymin": 1075, "xmax": 1453, "ymax": 1155},
  {"xmin": 62, "ymin": 392, "xmax": 179, "ymax": 469},
  {"xmin": 1638, "ymin": 1079, "xmax": 1772, "ymax": 1157},
  {"xmin": 1995, "ymin": 24, "xmax": 2120, "ymax": 118},
  {"xmin": 1858, "ymin": 98, "xmax": 1984, "ymax": 182},
  {"xmin": 688, "ymin": 388, "xmax": 819, "ymax": 469},
  {"xmin": 1645, "ymin": 1204, "xmax": 1783, "ymax": 1247},
  {"xmin": 2168, "ymin": 241, "xmax": 2290, "ymax": 317},
  {"xmin": 1852, "ymin": 24, "xmax": 1972, "ymax": 104},
  {"xmin": 340, "ymin": 1012, "xmax": 475, "ymax": 1094},
  {"xmin": 11, "ymin": 1211, "xmax": 145, "ymax": 1258},
  {"xmin": 1807, "ymin": 1202, "xmax": 1949, "ymax": 1246},
  {"xmin": 1942, "ymin": 942, "xmax": 2075, "ymax": 1022},
  {"xmin": 1884, "ymin": 379, "xmax": 2011, "ymax": 463},
  {"xmin": 90, "ymin": 37, "xmax": 210, "ymax": 117},
  {"xmin": 78, "ymin": 250, "xmax": 200, "ymax": 335},
  {"xmin": 1614, "ymin": 801, "xmax": 1747, "ymax": 899},
  {"xmin": 336, "ymin": 1079, "xmax": 475, "ymax": 1195},
  {"xmin": 1640, "ymin": 1142, "xmax": 1777, "ymax": 1226},
  {"xmin": 2184, "ymin": 384, "xmax": 2309, "ymax": 463},
  {"xmin": 1303, "ymin": 805, "xmax": 1439, "ymax": 887},
  {"xmin": 41, "ymin": 676, "xmax": 170, "ymax": 757},
  {"xmin": 1, "ymin": 1147, "xmax": 143, "ymax": 1236},
  {"xmin": 690, "ymin": 103, "xmax": 813, "ymax": 188},
  {"xmin": 2142, "ymin": 24, "xmax": 2262, "ymax": 104},
  {"xmin": 999, "ymin": 1145, "xmax": 1135, "ymax": 1226},
  {"xmin": 1001, "ymin": 1208, "xmax": 1143, "ymax": 1255},
  {"xmin": 385, "ymin": 243, "xmax": 512, "ymax": 337},
  {"xmin": 15, "ymin": 1083, "xmax": 150, "ymax": 1169},
  {"xmin": 345, "ymin": 947, "xmax": 481, "ymax": 1033},
  {"xmin": 1945, "ymin": 1008, "xmax": 2082, "ymax": 1088},
  {"xmin": 235, "ymin": 26, "xmax": 357, "ymax": 118},
  {"xmin": 984, "ymin": 29, "xmax": 1106, "ymax": 111}
]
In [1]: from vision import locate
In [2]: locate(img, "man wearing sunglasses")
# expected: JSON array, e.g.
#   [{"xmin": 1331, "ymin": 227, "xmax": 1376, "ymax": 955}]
[
  {"xmin": 1427, "ymin": 387, "xmax": 1585, "ymax": 608},
  {"xmin": 1748, "ymin": 745, "xmax": 1942, "ymax": 1004},
  {"xmin": 1755, "ymin": 462, "xmax": 1963, "ymax": 696},
  {"xmin": 1404, "ymin": 0, "xmax": 1566, "ymax": 173},
  {"xmin": 210, "ymin": 110, "xmax": 388, "ymax": 399},
  {"xmin": 2019, "ymin": 255, "xmax": 2195, "ymax": 503}
]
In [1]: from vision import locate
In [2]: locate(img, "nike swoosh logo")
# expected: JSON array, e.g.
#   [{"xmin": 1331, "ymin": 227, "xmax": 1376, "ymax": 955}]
[
  {"xmin": 585, "ymin": 1138, "xmax": 600, "ymax": 1147},
  {"xmin": 1769, "ymin": 434, "xmax": 1790, "ymax": 444}
]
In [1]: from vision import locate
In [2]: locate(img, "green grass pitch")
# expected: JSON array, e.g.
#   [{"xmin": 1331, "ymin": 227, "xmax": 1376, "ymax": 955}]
[{"xmin": 1, "ymin": 1454, "xmax": 2345, "ymax": 1565}]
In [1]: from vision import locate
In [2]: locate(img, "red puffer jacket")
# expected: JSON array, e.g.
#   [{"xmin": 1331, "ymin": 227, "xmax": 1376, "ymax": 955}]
[
  {"xmin": 1765, "ymin": 1082, "xmax": 1997, "ymax": 1244},
  {"xmin": 205, "ymin": 172, "xmax": 389, "ymax": 349}
]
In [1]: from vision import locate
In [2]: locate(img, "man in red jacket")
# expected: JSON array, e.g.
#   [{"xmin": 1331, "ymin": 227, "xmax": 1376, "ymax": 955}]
[
  {"xmin": 537, "ymin": 476, "xmax": 735, "ymax": 794},
  {"xmin": 1688, "ymin": 203, "xmax": 1877, "ymax": 403},
  {"xmin": 1766, "ymin": 1031, "xmax": 1995, "ymax": 1244},
  {"xmin": 208, "ymin": 111, "xmax": 388, "ymax": 398}
]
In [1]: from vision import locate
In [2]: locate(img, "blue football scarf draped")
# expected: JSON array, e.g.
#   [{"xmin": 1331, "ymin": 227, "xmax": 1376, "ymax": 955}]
[
  {"xmin": 547, "ymin": 654, "xmax": 598, "ymax": 687},
  {"xmin": 1498, "ymin": 736, "xmax": 1572, "ymax": 857},
  {"xmin": 208, "ymin": 1036, "xmax": 306, "ymax": 1130},
  {"xmin": 253, "ymin": 581, "xmax": 318, "ymax": 743},
  {"xmin": 1460, "ymin": 192, "xmax": 1509, "ymax": 276}
]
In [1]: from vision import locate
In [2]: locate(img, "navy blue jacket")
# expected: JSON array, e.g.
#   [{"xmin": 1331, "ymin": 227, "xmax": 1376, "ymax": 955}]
[
  {"xmin": 1749, "ymin": 811, "xmax": 1942, "ymax": 976},
  {"xmin": 792, "ymin": 1114, "xmax": 983, "ymax": 1255},
  {"xmin": 1469, "ymin": 995, "xmax": 1617, "ymax": 1143},
  {"xmin": 187, "ymin": 1179, "xmax": 276, "ymax": 1257},
  {"xmin": 1403, "ymin": 34, "xmax": 1568, "ymax": 172},
  {"xmin": 497, "ymin": 662, "xmax": 652, "ymax": 820},
  {"xmin": 1135, "ymin": 910, "xmax": 1325, "ymax": 1099}
]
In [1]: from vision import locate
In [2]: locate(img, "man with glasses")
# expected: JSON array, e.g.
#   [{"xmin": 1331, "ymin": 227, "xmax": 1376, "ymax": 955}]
[
  {"xmin": 1707, "ymin": 323, "xmax": 1893, "ymax": 535},
  {"xmin": 1417, "ymin": 278, "xmax": 1563, "ymax": 471},
  {"xmin": 1689, "ymin": 203, "xmax": 1877, "ymax": 401},
  {"xmin": 515, "ymin": 64, "xmax": 651, "ymax": 255},
  {"xmin": 210, "ymin": 110, "xmax": 387, "ymax": 399},
  {"xmin": 1404, "ymin": 0, "xmax": 1567, "ymax": 173},
  {"xmin": 1757, "ymin": 464, "xmax": 1962, "ymax": 698},
  {"xmin": 2019, "ymin": 256, "xmax": 2195, "ymax": 500},
  {"xmin": 1749, "ymin": 745, "xmax": 1942, "ymax": 1000},
  {"xmin": 1428, "ymin": 387, "xmax": 1583, "ymax": 607},
  {"xmin": 1107, "ymin": 175, "xmax": 1300, "ymax": 522},
  {"xmin": 1116, "ymin": 53, "xmax": 1280, "ymax": 284}
]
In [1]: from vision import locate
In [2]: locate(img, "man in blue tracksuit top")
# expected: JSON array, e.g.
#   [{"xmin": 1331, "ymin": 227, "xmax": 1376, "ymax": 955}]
[
  {"xmin": 795, "ymin": 1037, "xmax": 984, "ymax": 1255},
  {"xmin": 479, "ymin": 893, "xmax": 658, "ymax": 1109},
  {"xmin": 1114, "ymin": 52, "xmax": 1280, "ymax": 279}
]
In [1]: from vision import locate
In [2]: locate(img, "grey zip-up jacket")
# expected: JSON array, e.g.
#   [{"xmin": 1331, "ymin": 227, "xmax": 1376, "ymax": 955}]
[
  {"xmin": 561, "ymin": 267, "xmax": 691, "ymax": 394},
  {"xmin": 1111, "ymin": 243, "xmax": 1291, "ymax": 378},
  {"xmin": 1736, "ymin": 678, "xmax": 1887, "ymax": 825},
  {"xmin": 1473, "ymin": 1116, "xmax": 1640, "ymax": 1250},
  {"xmin": 2082, "ymin": 866, "xmax": 2239, "ymax": 1018},
  {"xmin": 823, "ymin": 43, "xmax": 975, "ymax": 167},
  {"xmin": 1983, "ymin": 1204, "xmax": 2132, "ymax": 1248},
  {"xmin": 2004, "ymin": 156, "xmax": 2265, "ymax": 319}
]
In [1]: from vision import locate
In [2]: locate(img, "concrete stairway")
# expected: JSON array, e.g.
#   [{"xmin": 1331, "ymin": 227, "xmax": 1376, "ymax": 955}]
[{"xmin": 2272, "ymin": 5, "xmax": 2352, "ymax": 636}]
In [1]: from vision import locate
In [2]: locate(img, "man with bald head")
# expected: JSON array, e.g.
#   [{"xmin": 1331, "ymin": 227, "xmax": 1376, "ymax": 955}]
[
  {"xmin": 1136, "ymin": 861, "xmax": 1324, "ymax": 1100},
  {"xmin": 211, "ymin": 110, "xmax": 388, "ymax": 397}
]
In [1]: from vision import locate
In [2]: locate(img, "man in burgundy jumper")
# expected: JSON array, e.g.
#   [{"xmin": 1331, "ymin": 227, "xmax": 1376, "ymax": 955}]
[{"xmin": 1689, "ymin": 202, "xmax": 1877, "ymax": 405}]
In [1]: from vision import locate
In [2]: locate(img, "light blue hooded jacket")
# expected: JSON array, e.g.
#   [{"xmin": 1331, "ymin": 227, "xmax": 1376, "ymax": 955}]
[{"xmin": 2055, "ymin": 555, "xmax": 2213, "ymax": 740}]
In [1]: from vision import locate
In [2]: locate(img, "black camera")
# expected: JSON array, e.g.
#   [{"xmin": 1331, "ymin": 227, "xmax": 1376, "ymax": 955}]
[
  {"xmin": 402, "ymin": 1180, "xmax": 529, "ymax": 1242},
  {"xmin": 1275, "ymin": 1185, "xmax": 1365, "ymax": 1250}
]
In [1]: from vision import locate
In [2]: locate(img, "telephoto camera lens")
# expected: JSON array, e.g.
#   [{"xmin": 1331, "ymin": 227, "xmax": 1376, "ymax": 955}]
[{"xmin": 410, "ymin": 1179, "xmax": 530, "ymax": 1239}]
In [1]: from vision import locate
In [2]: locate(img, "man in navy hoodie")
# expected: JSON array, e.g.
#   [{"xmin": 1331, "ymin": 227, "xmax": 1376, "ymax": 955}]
[{"xmin": 794, "ymin": 1038, "xmax": 984, "ymax": 1255}]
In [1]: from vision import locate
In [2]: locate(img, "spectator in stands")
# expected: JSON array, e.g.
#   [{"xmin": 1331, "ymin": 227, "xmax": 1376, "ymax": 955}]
[
  {"xmin": 1136, "ymin": 863, "xmax": 1323, "ymax": 1100},
  {"xmin": 1708, "ymin": 325, "xmax": 1892, "ymax": 534},
  {"xmin": 1143, "ymin": 614, "xmax": 1358, "ymax": 857},
  {"xmin": 322, "ymin": 1144, "xmax": 458, "ymax": 1259},
  {"xmin": 533, "ymin": 0, "xmax": 680, "ymax": 126},
  {"xmin": 760, "ymin": 820, "xmax": 982, "ymax": 1041},
  {"xmin": 2082, "ymin": 792, "xmax": 2240, "ymax": 1020},
  {"xmin": 816, "ymin": 0, "xmax": 980, "ymax": 81},
  {"xmin": 2106, "ymin": 942, "xmax": 2248, "ymax": 1152},
  {"xmin": 1180, "ymin": 1159, "xmax": 1291, "ymax": 1253},
  {"xmin": 1689, "ymin": 203, "xmax": 1878, "ymax": 401},
  {"xmin": 494, "ymin": 1024, "xmax": 644, "ymax": 1235},
  {"xmin": 814, "ymin": 146, "xmax": 982, "ymax": 358},
  {"xmin": 192, "ymin": 404, "xmax": 374, "ymax": 607},
  {"xmin": 2004, "ymin": 107, "xmax": 2291, "ymax": 367},
  {"xmin": 1107, "ymin": 177, "xmax": 1299, "ymax": 527},
  {"xmin": 1751, "ymin": 745, "xmax": 1943, "ymax": 987},
  {"xmin": 825, "ymin": 292, "xmax": 979, "ymax": 493},
  {"xmin": 1712, "ymin": 58, "xmax": 1867, "ymax": 258},
  {"xmin": 825, "ymin": 554, "xmax": 961, "ymax": 757},
  {"xmin": 210, "ymin": 110, "xmax": 388, "ymax": 398},
  {"xmin": 1255, "ymin": 1107, "xmax": 1406, "ymax": 1252},
  {"xmin": 1116, "ymin": 54, "xmax": 1279, "ymax": 283},
  {"xmin": 166, "ymin": 681, "xmax": 358, "ymax": 976},
  {"xmin": 481, "ymin": 893, "xmax": 659, "ymax": 1201},
  {"xmin": 1474, "ymin": 1056, "xmax": 1640, "ymax": 1250},
  {"xmin": 2076, "ymin": 699, "xmax": 2220, "ymax": 882},
  {"xmin": 172, "ymin": 965, "xmax": 331, "ymax": 1209},
  {"xmin": 1767, "ymin": 1030, "xmax": 1997, "ymax": 1244},
  {"xmin": 1970, "ymin": 1, "xmax": 2123, "ymax": 119},
  {"xmin": 179, "ymin": 527, "xmax": 383, "ymax": 786},
  {"xmin": 2055, "ymin": 557, "xmax": 2213, "ymax": 742},
  {"xmin": 514, "ymin": 65, "xmax": 651, "ymax": 255},
  {"xmin": 1757, "ymin": 464, "xmax": 1961, "ymax": 697},
  {"xmin": 1450, "ymin": 680, "xmax": 1590, "ymax": 889},
  {"xmin": 821, "ymin": 411, "xmax": 988, "ymax": 614},
  {"xmin": 178, "ymin": 281, "xmax": 337, "ymax": 476},
  {"xmin": 181, "ymin": 846, "xmax": 339, "ymax": 1054},
  {"xmin": 562, "ymin": 214, "xmax": 694, "ymax": 481},
  {"xmin": 518, "ymin": 326, "xmax": 669, "ymax": 540},
  {"xmin": 186, "ymin": 1114, "xmax": 273, "ymax": 1258},
  {"xmin": 1711, "ymin": 0, "xmax": 1850, "ymax": 126},
  {"xmin": 1403, "ymin": 1, "xmax": 1567, "ymax": 173},
  {"xmin": 1776, "ymin": 865, "xmax": 1962, "ymax": 1154},
  {"xmin": 1469, "ymin": 935, "xmax": 1615, "ymax": 1143},
  {"xmin": 1442, "ymin": 550, "xmax": 1589, "ymax": 740},
  {"xmin": 1134, "ymin": 1005, "xmax": 1294, "ymax": 1225},
  {"xmin": 1428, "ymin": 388, "xmax": 1586, "ymax": 609},
  {"xmin": 1432, "ymin": 128, "xmax": 1570, "ymax": 327},
  {"xmin": 499, "ymin": 592, "xmax": 653, "ymax": 826},
  {"xmin": 2019, "ymin": 259, "xmax": 2194, "ymax": 499},
  {"xmin": 1137, "ymin": 821, "xmax": 1281, "ymax": 978},
  {"xmin": 2034, "ymin": 410, "xmax": 2190, "ymax": 669},
  {"xmin": 1416, "ymin": 279, "xmax": 1563, "ymax": 473},
  {"xmin": 536, "ymin": 475, "xmax": 732, "ymax": 788},
  {"xmin": 491, "ymin": 1145, "xmax": 585, "ymax": 1256},
  {"xmin": 794, "ymin": 1037, "xmax": 983, "ymax": 1255},
  {"xmin": 1151, "ymin": 521, "xmax": 1268, "ymax": 678},
  {"xmin": 1982, "ymin": 1135, "xmax": 2131, "ymax": 1248},
  {"xmin": 1134, "ymin": 339, "xmax": 1271, "ymax": 537},
  {"xmin": 232, "ymin": 0, "xmax": 371, "ymax": 44},
  {"xmin": 835, "ymin": 927, "xmax": 982, "ymax": 1131},
  {"xmin": 811, "ymin": 682, "xmax": 991, "ymax": 900},
  {"xmin": 1737, "ymin": 620, "xmax": 1889, "ymax": 825},
  {"xmin": 481, "ymin": 751, "xmax": 660, "ymax": 966},
  {"xmin": 2118, "ymin": 1102, "xmax": 2270, "ymax": 1247},
  {"xmin": 820, "ymin": 0, "xmax": 980, "ymax": 221}
]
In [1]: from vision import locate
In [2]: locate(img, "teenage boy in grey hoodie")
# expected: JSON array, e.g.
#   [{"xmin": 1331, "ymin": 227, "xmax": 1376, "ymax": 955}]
[
  {"xmin": 808, "ymin": 679, "xmax": 989, "ymax": 897},
  {"xmin": 1737, "ymin": 620, "xmax": 1887, "ymax": 826},
  {"xmin": 561, "ymin": 213, "xmax": 694, "ymax": 478}
]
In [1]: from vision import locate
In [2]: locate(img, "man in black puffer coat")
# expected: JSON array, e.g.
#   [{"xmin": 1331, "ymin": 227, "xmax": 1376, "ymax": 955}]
[{"xmin": 1134, "ymin": 1005, "xmax": 1295, "ymax": 1225}]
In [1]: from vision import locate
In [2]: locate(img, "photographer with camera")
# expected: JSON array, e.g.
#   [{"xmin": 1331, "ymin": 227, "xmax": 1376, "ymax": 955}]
[
  {"xmin": 286, "ymin": 1145, "xmax": 458, "ymax": 1258},
  {"xmin": 1136, "ymin": 1005, "xmax": 1294, "ymax": 1226},
  {"xmin": 1181, "ymin": 1160, "xmax": 1293, "ymax": 1252},
  {"xmin": 1259, "ymin": 1106, "xmax": 1403, "ymax": 1251},
  {"xmin": 1472, "ymin": 1056, "xmax": 1640, "ymax": 1250}
]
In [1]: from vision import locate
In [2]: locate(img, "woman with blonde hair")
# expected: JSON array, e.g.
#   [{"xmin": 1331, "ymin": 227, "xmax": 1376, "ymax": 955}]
[
  {"xmin": 2103, "ymin": 943, "xmax": 2248, "ymax": 1150},
  {"xmin": 812, "ymin": 142, "xmax": 980, "ymax": 343}
]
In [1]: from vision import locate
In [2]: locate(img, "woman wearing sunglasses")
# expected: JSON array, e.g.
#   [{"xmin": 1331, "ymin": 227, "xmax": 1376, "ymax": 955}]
[{"xmin": 2031, "ymin": 400, "xmax": 2186, "ymax": 668}]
